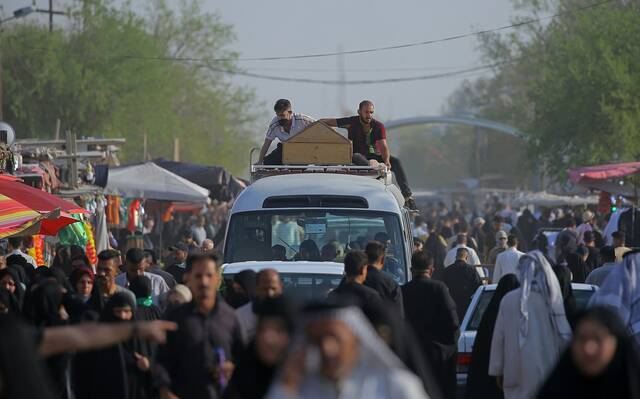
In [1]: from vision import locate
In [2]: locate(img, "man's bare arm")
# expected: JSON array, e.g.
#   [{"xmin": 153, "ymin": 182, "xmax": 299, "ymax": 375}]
[
  {"xmin": 39, "ymin": 320, "xmax": 178, "ymax": 357},
  {"xmin": 379, "ymin": 139, "xmax": 392, "ymax": 169},
  {"xmin": 258, "ymin": 138, "xmax": 273, "ymax": 163}
]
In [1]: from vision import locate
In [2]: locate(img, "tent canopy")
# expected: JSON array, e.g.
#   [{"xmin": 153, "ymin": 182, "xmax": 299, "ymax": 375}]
[
  {"xmin": 105, "ymin": 162, "xmax": 210, "ymax": 203},
  {"xmin": 512, "ymin": 191, "xmax": 598, "ymax": 207},
  {"xmin": 154, "ymin": 159, "xmax": 245, "ymax": 201},
  {"xmin": 569, "ymin": 162, "xmax": 640, "ymax": 184}
]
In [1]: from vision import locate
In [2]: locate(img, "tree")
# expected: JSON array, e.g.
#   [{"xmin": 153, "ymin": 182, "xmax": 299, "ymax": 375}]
[
  {"xmin": 444, "ymin": 0, "xmax": 640, "ymax": 181},
  {"xmin": 0, "ymin": 0, "xmax": 260, "ymax": 174}
]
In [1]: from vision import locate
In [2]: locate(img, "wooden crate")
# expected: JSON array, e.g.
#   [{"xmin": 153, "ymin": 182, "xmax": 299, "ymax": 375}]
[{"xmin": 282, "ymin": 121, "xmax": 352, "ymax": 165}]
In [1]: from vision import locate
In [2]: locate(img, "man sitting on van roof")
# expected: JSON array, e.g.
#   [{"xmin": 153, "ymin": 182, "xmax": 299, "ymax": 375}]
[
  {"xmin": 320, "ymin": 100, "xmax": 416, "ymax": 209},
  {"xmin": 259, "ymin": 98, "xmax": 315, "ymax": 165}
]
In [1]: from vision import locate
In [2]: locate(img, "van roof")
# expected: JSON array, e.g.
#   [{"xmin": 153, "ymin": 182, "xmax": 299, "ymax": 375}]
[{"xmin": 231, "ymin": 173, "xmax": 404, "ymax": 213}]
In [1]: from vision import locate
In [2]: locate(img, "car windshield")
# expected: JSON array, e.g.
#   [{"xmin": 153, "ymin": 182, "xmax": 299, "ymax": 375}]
[
  {"xmin": 465, "ymin": 286, "xmax": 596, "ymax": 332},
  {"xmin": 223, "ymin": 272, "xmax": 342, "ymax": 304},
  {"xmin": 225, "ymin": 210, "xmax": 407, "ymax": 282}
]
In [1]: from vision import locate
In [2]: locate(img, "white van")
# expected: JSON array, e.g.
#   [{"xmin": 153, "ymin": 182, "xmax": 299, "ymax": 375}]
[{"xmin": 223, "ymin": 165, "xmax": 414, "ymax": 286}]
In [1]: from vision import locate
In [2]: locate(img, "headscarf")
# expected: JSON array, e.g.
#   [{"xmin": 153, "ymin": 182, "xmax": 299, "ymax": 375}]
[
  {"xmin": 517, "ymin": 250, "xmax": 572, "ymax": 347},
  {"xmin": 129, "ymin": 275, "xmax": 161, "ymax": 321},
  {"xmin": 0, "ymin": 287, "xmax": 21, "ymax": 315},
  {"xmin": 70, "ymin": 266, "xmax": 94, "ymax": 292},
  {"xmin": 465, "ymin": 274, "xmax": 520, "ymax": 399},
  {"xmin": 36, "ymin": 266, "xmax": 74, "ymax": 294},
  {"xmin": 26, "ymin": 280, "xmax": 65, "ymax": 327},
  {"xmin": 536, "ymin": 306, "xmax": 640, "ymax": 399},
  {"xmin": 226, "ymin": 269, "xmax": 256, "ymax": 308},
  {"xmin": 589, "ymin": 251, "xmax": 640, "ymax": 345},
  {"xmin": 225, "ymin": 296, "xmax": 298, "ymax": 399},
  {"xmin": 0, "ymin": 268, "xmax": 25, "ymax": 310},
  {"xmin": 100, "ymin": 292, "xmax": 136, "ymax": 323}
]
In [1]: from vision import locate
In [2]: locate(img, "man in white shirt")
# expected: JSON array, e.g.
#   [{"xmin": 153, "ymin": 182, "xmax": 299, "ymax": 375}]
[
  {"xmin": 236, "ymin": 268, "xmax": 284, "ymax": 344},
  {"xmin": 258, "ymin": 99, "xmax": 315, "ymax": 165},
  {"xmin": 115, "ymin": 248, "xmax": 169, "ymax": 305},
  {"xmin": 493, "ymin": 235, "xmax": 524, "ymax": 282},
  {"xmin": 7, "ymin": 236, "xmax": 36, "ymax": 268},
  {"xmin": 444, "ymin": 234, "xmax": 481, "ymax": 267}
]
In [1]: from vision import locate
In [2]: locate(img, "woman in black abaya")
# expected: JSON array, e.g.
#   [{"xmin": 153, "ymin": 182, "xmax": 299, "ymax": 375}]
[
  {"xmin": 536, "ymin": 306, "xmax": 640, "ymax": 399},
  {"xmin": 464, "ymin": 274, "xmax": 520, "ymax": 399},
  {"xmin": 73, "ymin": 293, "xmax": 154, "ymax": 399}
]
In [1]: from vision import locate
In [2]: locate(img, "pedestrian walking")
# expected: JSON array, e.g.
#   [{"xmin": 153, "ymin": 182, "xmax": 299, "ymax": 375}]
[
  {"xmin": 489, "ymin": 250, "xmax": 572, "ymax": 399},
  {"xmin": 403, "ymin": 251, "xmax": 459, "ymax": 399},
  {"xmin": 441, "ymin": 248, "xmax": 482, "ymax": 321}
]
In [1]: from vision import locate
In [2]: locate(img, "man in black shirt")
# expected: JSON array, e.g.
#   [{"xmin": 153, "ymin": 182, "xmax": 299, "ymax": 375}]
[
  {"xmin": 164, "ymin": 243, "xmax": 189, "ymax": 284},
  {"xmin": 328, "ymin": 250, "xmax": 383, "ymax": 311},
  {"xmin": 321, "ymin": 100, "xmax": 415, "ymax": 209},
  {"xmin": 440, "ymin": 248, "xmax": 482, "ymax": 321},
  {"xmin": 363, "ymin": 241, "xmax": 404, "ymax": 316},
  {"xmin": 155, "ymin": 252, "xmax": 243, "ymax": 399},
  {"xmin": 402, "ymin": 251, "xmax": 459, "ymax": 399}
]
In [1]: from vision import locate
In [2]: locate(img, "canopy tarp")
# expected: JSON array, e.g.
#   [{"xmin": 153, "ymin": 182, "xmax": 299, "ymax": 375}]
[
  {"xmin": 153, "ymin": 159, "xmax": 245, "ymax": 201},
  {"xmin": 512, "ymin": 191, "xmax": 598, "ymax": 207},
  {"xmin": 105, "ymin": 162, "xmax": 210, "ymax": 203},
  {"xmin": 569, "ymin": 162, "xmax": 640, "ymax": 184}
]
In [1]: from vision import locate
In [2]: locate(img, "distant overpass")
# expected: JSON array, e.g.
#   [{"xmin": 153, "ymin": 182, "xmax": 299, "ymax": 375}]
[{"xmin": 385, "ymin": 115, "xmax": 524, "ymax": 138}]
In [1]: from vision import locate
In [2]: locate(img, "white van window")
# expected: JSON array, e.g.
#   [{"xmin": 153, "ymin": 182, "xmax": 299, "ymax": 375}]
[{"xmin": 225, "ymin": 210, "xmax": 407, "ymax": 282}]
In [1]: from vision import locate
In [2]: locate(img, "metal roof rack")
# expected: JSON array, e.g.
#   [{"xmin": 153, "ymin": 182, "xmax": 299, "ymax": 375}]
[{"xmin": 249, "ymin": 148, "xmax": 392, "ymax": 184}]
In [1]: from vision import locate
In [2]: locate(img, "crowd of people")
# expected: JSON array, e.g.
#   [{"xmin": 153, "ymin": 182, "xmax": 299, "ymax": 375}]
[{"xmin": 0, "ymin": 194, "xmax": 640, "ymax": 399}]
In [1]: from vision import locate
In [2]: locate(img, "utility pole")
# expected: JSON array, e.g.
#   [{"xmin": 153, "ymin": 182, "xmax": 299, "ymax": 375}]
[
  {"xmin": 337, "ymin": 44, "xmax": 348, "ymax": 115},
  {"xmin": 48, "ymin": 0, "xmax": 53, "ymax": 32},
  {"xmin": 173, "ymin": 137, "xmax": 180, "ymax": 162}
]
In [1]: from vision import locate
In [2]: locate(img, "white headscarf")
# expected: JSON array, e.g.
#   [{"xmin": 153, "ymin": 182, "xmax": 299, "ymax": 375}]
[
  {"xmin": 517, "ymin": 250, "xmax": 572, "ymax": 347},
  {"xmin": 589, "ymin": 251, "xmax": 640, "ymax": 345}
]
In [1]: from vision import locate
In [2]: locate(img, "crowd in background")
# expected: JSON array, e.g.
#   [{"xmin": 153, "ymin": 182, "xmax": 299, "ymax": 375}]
[{"xmin": 0, "ymin": 194, "xmax": 639, "ymax": 399}]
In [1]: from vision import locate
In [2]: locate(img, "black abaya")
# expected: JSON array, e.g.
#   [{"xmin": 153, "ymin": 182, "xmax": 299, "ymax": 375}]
[
  {"xmin": 464, "ymin": 274, "xmax": 520, "ymax": 399},
  {"xmin": 536, "ymin": 307, "xmax": 640, "ymax": 399}
]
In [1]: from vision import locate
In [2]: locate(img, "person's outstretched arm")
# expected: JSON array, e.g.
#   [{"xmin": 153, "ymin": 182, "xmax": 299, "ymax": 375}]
[{"xmin": 39, "ymin": 320, "xmax": 178, "ymax": 357}]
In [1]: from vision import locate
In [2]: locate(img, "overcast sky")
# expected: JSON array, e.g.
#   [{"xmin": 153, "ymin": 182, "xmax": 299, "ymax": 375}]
[{"xmin": 5, "ymin": 0, "xmax": 516, "ymax": 121}]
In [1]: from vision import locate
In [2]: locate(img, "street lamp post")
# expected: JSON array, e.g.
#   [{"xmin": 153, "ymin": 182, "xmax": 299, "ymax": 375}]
[{"xmin": 0, "ymin": 6, "xmax": 34, "ymax": 120}]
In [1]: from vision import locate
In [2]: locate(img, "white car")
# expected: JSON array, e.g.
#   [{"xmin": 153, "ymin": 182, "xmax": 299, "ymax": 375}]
[
  {"xmin": 456, "ymin": 282, "xmax": 598, "ymax": 387},
  {"xmin": 222, "ymin": 261, "xmax": 344, "ymax": 304}
]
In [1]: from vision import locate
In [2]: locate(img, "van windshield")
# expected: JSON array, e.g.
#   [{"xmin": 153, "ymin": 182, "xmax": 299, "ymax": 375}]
[{"xmin": 224, "ymin": 210, "xmax": 407, "ymax": 283}]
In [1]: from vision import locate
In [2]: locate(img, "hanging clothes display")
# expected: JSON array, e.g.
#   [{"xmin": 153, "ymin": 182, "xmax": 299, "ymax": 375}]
[
  {"xmin": 106, "ymin": 196, "xmax": 121, "ymax": 226},
  {"xmin": 58, "ymin": 214, "xmax": 89, "ymax": 247},
  {"xmin": 94, "ymin": 197, "xmax": 110, "ymax": 253}
]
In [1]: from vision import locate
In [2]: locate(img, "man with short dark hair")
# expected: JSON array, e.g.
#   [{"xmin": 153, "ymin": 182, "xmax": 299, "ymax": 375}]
[
  {"xmin": 321, "ymin": 101, "xmax": 416, "ymax": 208},
  {"xmin": 89, "ymin": 250, "xmax": 135, "ymax": 312},
  {"xmin": 402, "ymin": 250, "xmax": 459, "ymax": 399},
  {"xmin": 612, "ymin": 231, "xmax": 631, "ymax": 262},
  {"xmin": 165, "ymin": 242, "xmax": 190, "ymax": 284},
  {"xmin": 364, "ymin": 241, "xmax": 404, "ymax": 316},
  {"xmin": 155, "ymin": 252, "xmax": 243, "ymax": 399},
  {"xmin": 586, "ymin": 245, "xmax": 618, "ymax": 286},
  {"xmin": 440, "ymin": 248, "xmax": 482, "ymax": 321},
  {"xmin": 328, "ymin": 251, "xmax": 383, "ymax": 311},
  {"xmin": 115, "ymin": 248, "xmax": 169, "ymax": 304},
  {"xmin": 143, "ymin": 250, "xmax": 176, "ymax": 289},
  {"xmin": 7, "ymin": 236, "xmax": 36, "ymax": 268},
  {"xmin": 258, "ymin": 99, "xmax": 315, "ymax": 165},
  {"xmin": 236, "ymin": 268, "xmax": 284, "ymax": 344}
]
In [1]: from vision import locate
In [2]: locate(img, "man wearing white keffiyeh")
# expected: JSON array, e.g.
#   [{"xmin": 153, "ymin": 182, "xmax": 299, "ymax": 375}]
[
  {"xmin": 589, "ymin": 250, "xmax": 640, "ymax": 345},
  {"xmin": 488, "ymin": 250, "xmax": 572, "ymax": 399}
]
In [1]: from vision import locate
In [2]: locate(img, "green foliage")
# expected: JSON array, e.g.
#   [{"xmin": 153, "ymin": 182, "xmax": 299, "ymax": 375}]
[
  {"xmin": 1, "ymin": 0, "xmax": 260, "ymax": 175},
  {"xmin": 445, "ymin": 0, "xmax": 640, "ymax": 182}
]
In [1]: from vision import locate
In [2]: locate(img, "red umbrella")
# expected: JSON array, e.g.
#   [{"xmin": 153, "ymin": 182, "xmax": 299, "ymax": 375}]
[
  {"xmin": 38, "ymin": 211, "xmax": 81, "ymax": 236},
  {"xmin": 0, "ymin": 179, "xmax": 88, "ymax": 214}
]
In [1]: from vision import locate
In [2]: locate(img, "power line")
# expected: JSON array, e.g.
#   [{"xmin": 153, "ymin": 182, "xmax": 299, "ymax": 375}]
[
  {"xmin": 202, "ymin": 62, "xmax": 506, "ymax": 85},
  {"xmin": 116, "ymin": 0, "xmax": 614, "ymax": 63}
]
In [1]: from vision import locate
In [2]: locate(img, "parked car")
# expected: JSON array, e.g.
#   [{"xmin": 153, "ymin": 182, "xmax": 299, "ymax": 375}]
[
  {"xmin": 456, "ymin": 282, "xmax": 598, "ymax": 387},
  {"xmin": 222, "ymin": 261, "xmax": 344, "ymax": 304}
]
